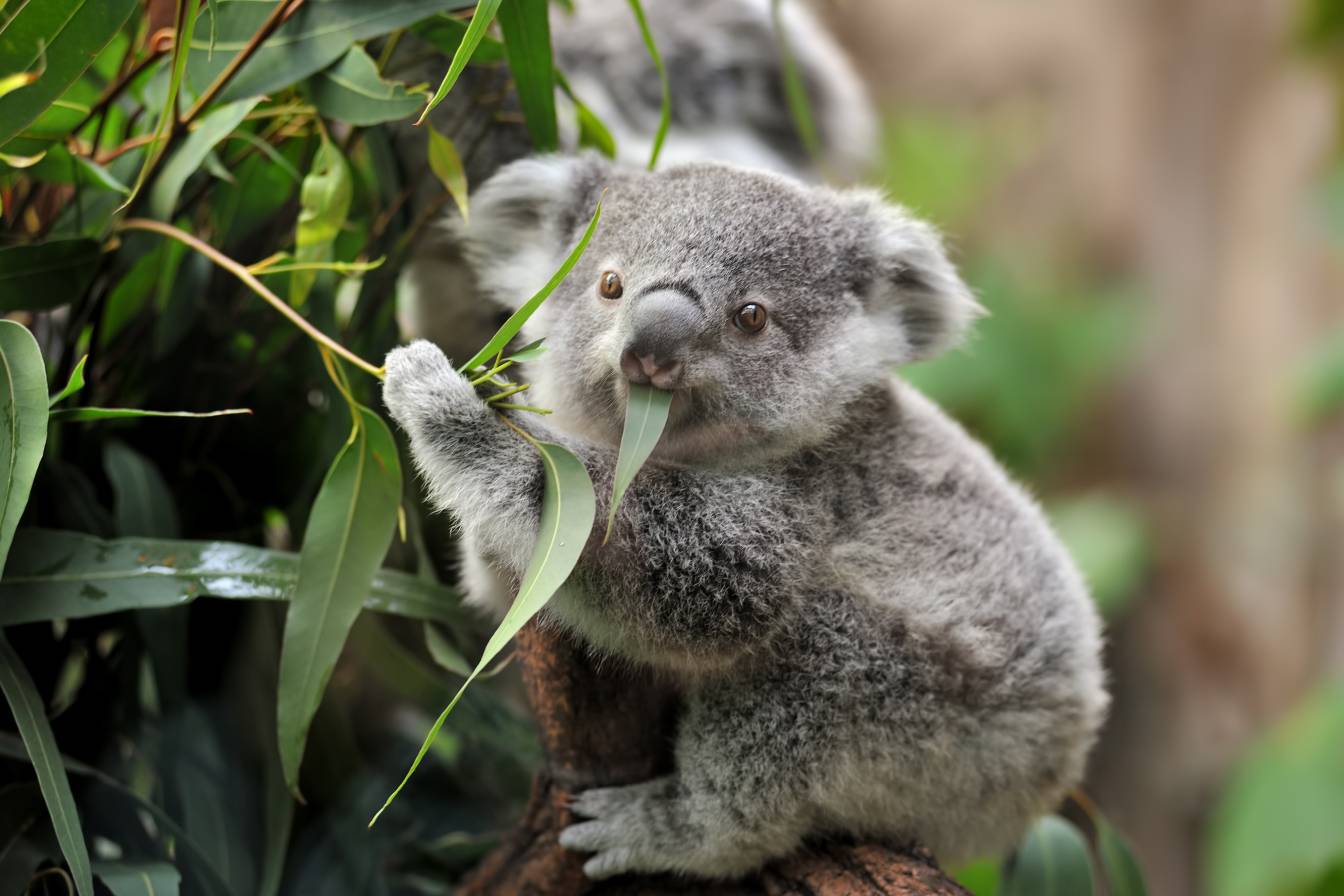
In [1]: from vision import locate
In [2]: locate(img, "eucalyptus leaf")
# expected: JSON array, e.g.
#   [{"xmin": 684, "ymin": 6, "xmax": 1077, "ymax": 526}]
[
  {"xmin": 27, "ymin": 144, "xmax": 130, "ymax": 193},
  {"xmin": 1098, "ymin": 820, "xmax": 1147, "ymax": 896},
  {"xmin": 498, "ymin": 0, "xmax": 558, "ymax": 151},
  {"xmin": 148, "ymin": 98, "xmax": 261, "ymax": 220},
  {"xmin": 95, "ymin": 862, "xmax": 182, "ymax": 896},
  {"xmin": 291, "ymin": 137, "xmax": 354, "ymax": 306},
  {"xmin": 605, "ymin": 382, "xmax": 671, "ymax": 542},
  {"xmin": 770, "ymin": 0, "xmax": 822, "ymax": 161},
  {"xmin": 306, "ymin": 45, "xmax": 424, "ymax": 125},
  {"xmin": 0, "ymin": 632, "xmax": 94, "ymax": 896},
  {"xmin": 0, "ymin": 529, "xmax": 464, "ymax": 626},
  {"xmin": 0, "ymin": 321, "xmax": 48, "ymax": 578},
  {"xmin": 51, "ymin": 407, "xmax": 251, "ymax": 422},
  {"xmin": 624, "ymin": 0, "xmax": 668, "ymax": 170},
  {"xmin": 416, "ymin": 0, "xmax": 505, "ymax": 125},
  {"xmin": 557, "ymin": 71, "xmax": 616, "ymax": 158},
  {"xmin": 277, "ymin": 407, "xmax": 402, "ymax": 797},
  {"xmin": 459, "ymin": 198, "xmax": 602, "ymax": 372},
  {"xmin": 1002, "ymin": 815, "xmax": 1094, "ymax": 896},
  {"xmin": 372, "ymin": 440, "xmax": 594, "ymax": 825},
  {"xmin": 0, "ymin": 240, "xmax": 101, "ymax": 312},
  {"xmin": 49, "ymin": 356, "xmax": 88, "ymax": 407},
  {"xmin": 103, "ymin": 440, "xmax": 181, "ymax": 538},
  {"xmin": 427, "ymin": 124, "xmax": 469, "ymax": 221},
  {"xmin": 410, "ymin": 13, "xmax": 506, "ymax": 63}
]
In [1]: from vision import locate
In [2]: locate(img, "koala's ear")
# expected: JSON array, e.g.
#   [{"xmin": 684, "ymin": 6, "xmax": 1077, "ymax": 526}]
[
  {"xmin": 459, "ymin": 153, "xmax": 611, "ymax": 307},
  {"xmin": 854, "ymin": 195, "xmax": 983, "ymax": 362}
]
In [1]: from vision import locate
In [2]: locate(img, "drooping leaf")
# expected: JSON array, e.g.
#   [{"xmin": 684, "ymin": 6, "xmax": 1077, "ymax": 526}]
[
  {"xmin": 0, "ymin": 632, "xmax": 94, "ymax": 896},
  {"xmin": 1206, "ymin": 684, "xmax": 1344, "ymax": 896},
  {"xmin": 371, "ymin": 439, "xmax": 595, "ymax": 825},
  {"xmin": 51, "ymin": 406, "xmax": 251, "ymax": 422},
  {"xmin": 102, "ymin": 440, "xmax": 181, "ymax": 538},
  {"xmin": 0, "ymin": 0, "xmax": 138, "ymax": 149},
  {"xmin": 423, "ymin": 623, "xmax": 472, "ymax": 676},
  {"xmin": 624, "ymin": 0, "xmax": 668, "ymax": 170},
  {"xmin": 95, "ymin": 863, "xmax": 182, "ymax": 896},
  {"xmin": 48, "ymin": 356, "xmax": 88, "ymax": 407},
  {"xmin": 0, "ymin": 529, "xmax": 465, "ymax": 626},
  {"xmin": 498, "ymin": 0, "xmax": 557, "ymax": 151},
  {"xmin": 1097, "ymin": 820, "xmax": 1147, "ymax": 896},
  {"xmin": 27, "ymin": 143, "xmax": 130, "ymax": 193},
  {"xmin": 305, "ymin": 45, "xmax": 424, "ymax": 125},
  {"xmin": 148, "ymin": 98, "xmax": 261, "ymax": 220},
  {"xmin": 410, "ymin": 13, "xmax": 506, "ymax": 63},
  {"xmin": 1001, "ymin": 815, "xmax": 1094, "ymax": 896},
  {"xmin": 426, "ymin": 124, "xmax": 468, "ymax": 221},
  {"xmin": 0, "ymin": 240, "xmax": 101, "ymax": 312},
  {"xmin": 604, "ymin": 382, "xmax": 671, "ymax": 542},
  {"xmin": 0, "ymin": 321, "xmax": 48, "ymax": 578},
  {"xmin": 504, "ymin": 338, "xmax": 547, "ymax": 363},
  {"xmin": 459, "ymin": 197, "xmax": 602, "ymax": 372},
  {"xmin": 187, "ymin": 0, "xmax": 471, "ymax": 105},
  {"xmin": 277, "ymin": 407, "xmax": 402, "ymax": 796},
  {"xmin": 416, "ymin": 0, "xmax": 505, "ymax": 125},
  {"xmin": 557, "ymin": 71, "xmax": 616, "ymax": 158},
  {"xmin": 770, "ymin": 0, "xmax": 822, "ymax": 161},
  {"xmin": 291, "ymin": 136, "xmax": 354, "ymax": 306}
]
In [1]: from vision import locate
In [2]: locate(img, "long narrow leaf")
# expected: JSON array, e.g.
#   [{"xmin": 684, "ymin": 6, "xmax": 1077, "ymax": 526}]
[
  {"xmin": 624, "ymin": 0, "xmax": 669, "ymax": 170},
  {"xmin": 0, "ymin": 529, "xmax": 465, "ymax": 626},
  {"xmin": 497, "ymin": 0, "xmax": 557, "ymax": 151},
  {"xmin": 277, "ymin": 406, "xmax": 402, "ymax": 797},
  {"xmin": 556, "ymin": 71, "xmax": 616, "ymax": 158},
  {"xmin": 0, "ymin": 320, "xmax": 48, "ymax": 577},
  {"xmin": 48, "ymin": 355, "xmax": 87, "ymax": 407},
  {"xmin": 50, "ymin": 407, "xmax": 251, "ymax": 422},
  {"xmin": 148, "ymin": 98, "xmax": 260, "ymax": 220},
  {"xmin": 427, "ymin": 125, "xmax": 469, "ymax": 221},
  {"xmin": 0, "ymin": 632, "xmax": 93, "ymax": 896},
  {"xmin": 458, "ymin": 197, "xmax": 602, "ymax": 372},
  {"xmin": 416, "ymin": 0, "xmax": 505, "ymax": 125},
  {"xmin": 769, "ymin": 0, "xmax": 821, "ymax": 161},
  {"xmin": 604, "ymin": 382, "xmax": 671, "ymax": 542},
  {"xmin": 371, "ymin": 440, "xmax": 594, "ymax": 825}
]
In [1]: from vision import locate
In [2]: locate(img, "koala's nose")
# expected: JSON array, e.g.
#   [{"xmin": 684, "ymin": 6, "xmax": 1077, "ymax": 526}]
[{"xmin": 620, "ymin": 289, "xmax": 701, "ymax": 390}]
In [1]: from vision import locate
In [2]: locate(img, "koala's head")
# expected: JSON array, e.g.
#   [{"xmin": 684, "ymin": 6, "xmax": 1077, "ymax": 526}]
[{"xmin": 457, "ymin": 155, "xmax": 979, "ymax": 462}]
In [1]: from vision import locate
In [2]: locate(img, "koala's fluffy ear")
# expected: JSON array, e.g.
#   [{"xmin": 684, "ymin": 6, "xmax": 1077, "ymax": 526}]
[
  {"xmin": 458, "ymin": 154, "xmax": 611, "ymax": 309},
  {"xmin": 854, "ymin": 194, "xmax": 983, "ymax": 362}
]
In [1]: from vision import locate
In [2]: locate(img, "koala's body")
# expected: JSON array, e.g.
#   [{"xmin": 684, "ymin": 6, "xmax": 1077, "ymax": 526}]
[{"xmin": 382, "ymin": 155, "xmax": 1109, "ymax": 880}]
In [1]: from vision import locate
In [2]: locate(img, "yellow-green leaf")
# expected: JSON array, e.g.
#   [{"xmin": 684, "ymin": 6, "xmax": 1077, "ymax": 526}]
[
  {"xmin": 416, "ymin": 0, "xmax": 505, "ymax": 125},
  {"xmin": 427, "ymin": 124, "xmax": 469, "ymax": 221},
  {"xmin": 291, "ymin": 137, "xmax": 354, "ymax": 306}
]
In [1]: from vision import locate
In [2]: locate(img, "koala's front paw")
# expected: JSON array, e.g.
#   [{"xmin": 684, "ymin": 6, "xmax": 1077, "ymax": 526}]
[
  {"xmin": 560, "ymin": 778, "xmax": 686, "ymax": 880},
  {"xmin": 381, "ymin": 340, "xmax": 480, "ymax": 434}
]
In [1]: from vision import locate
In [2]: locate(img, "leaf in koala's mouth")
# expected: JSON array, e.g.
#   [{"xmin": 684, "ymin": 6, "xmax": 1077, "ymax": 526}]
[{"xmin": 604, "ymin": 383, "xmax": 674, "ymax": 544}]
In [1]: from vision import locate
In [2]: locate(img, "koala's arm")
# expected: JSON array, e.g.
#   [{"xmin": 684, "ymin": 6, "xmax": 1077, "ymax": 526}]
[{"xmin": 382, "ymin": 342, "xmax": 806, "ymax": 650}]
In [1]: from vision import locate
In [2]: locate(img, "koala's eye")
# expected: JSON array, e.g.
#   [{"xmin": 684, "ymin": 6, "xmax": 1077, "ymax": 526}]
[
  {"xmin": 734, "ymin": 302, "xmax": 768, "ymax": 334},
  {"xmin": 598, "ymin": 270, "xmax": 623, "ymax": 300}
]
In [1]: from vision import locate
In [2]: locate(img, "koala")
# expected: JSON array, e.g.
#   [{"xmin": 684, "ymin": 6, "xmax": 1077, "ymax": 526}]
[{"xmin": 381, "ymin": 154, "xmax": 1109, "ymax": 880}]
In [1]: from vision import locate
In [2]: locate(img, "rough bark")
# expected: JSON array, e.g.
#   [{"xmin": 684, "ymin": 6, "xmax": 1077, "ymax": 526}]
[{"xmin": 456, "ymin": 621, "xmax": 968, "ymax": 896}]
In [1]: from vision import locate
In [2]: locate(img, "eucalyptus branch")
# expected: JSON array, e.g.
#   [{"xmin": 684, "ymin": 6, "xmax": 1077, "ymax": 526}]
[
  {"xmin": 181, "ymin": 0, "xmax": 305, "ymax": 127},
  {"xmin": 118, "ymin": 218, "xmax": 385, "ymax": 378}
]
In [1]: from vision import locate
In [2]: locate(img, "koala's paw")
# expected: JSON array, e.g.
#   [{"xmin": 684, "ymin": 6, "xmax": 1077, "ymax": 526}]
[
  {"xmin": 381, "ymin": 340, "xmax": 479, "ymax": 433},
  {"xmin": 559, "ymin": 777, "xmax": 694, "ymax": 880}
]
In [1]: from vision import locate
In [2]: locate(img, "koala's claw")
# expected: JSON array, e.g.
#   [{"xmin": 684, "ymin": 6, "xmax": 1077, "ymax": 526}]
[{"xmin": 560, "ymin": 779, "xmax": 680, "ymax": 880}]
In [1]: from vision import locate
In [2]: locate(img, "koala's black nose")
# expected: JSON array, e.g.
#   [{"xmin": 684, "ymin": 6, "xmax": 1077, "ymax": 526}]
[{"xmin": 620, "ymin": 289, "xmax": 701, "ymax": 390}]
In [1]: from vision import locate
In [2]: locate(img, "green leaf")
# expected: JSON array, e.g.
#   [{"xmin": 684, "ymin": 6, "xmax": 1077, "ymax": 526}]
[
  {"xmin": 95, "ymin": 863, "xmax": 182, "ymax": 896},
  {"xmin": 0, "ymin": 529, "xmax": 464, "ymax": 626},
  {"xmin": 27, "ymin": 144, "xmax": 130, "ymax": 193},
  {"xmin": 372, "ymin": 439, "xmax": 595, "ymax": 825},
  {"xmin": 770, "ymin": 0, "xmax": 822, "ymax": 162},
  {"xmin": 426, "ymin": 124, "xmax": 468, "ymax": 221},
  {"xmin": 1097, "ymin": 821, "xmax": 1147, "ymax": 896},
  {"xmin": 410, "ymin": 13, "xmax": 505, "ymax": 63},
  {"xmin": 0, "ymin": 0, "xmax": 137, "ymax": 149},
  {"xmin": 498, "ymin": 0, "xmax": 557, "ymax": 151},
  {"xmin": 953, "ymin": 858, "xmax": 1002, "ymax": 896},
  {"xmin": 277, "ymin": 407, "xmax": 402, "ymax": 797},
  {"xmin": 504, "ymin": 338, "xmax": 547, "ymax": 363},
  {"xmin": 291, "ymin": 136, "xmax": 353, "ymax": 306},
  {"xmin": 1002, "ymin": 816, "xmax": 1094, "ymax": 896},
  {"xmin": 416, "ymin": 0, "xmax": 505, "ymax": 125},
  {"xmin": 148, "ymin": 98, "xmax": 260, "ymax": 220},
  {"xmin": 187, "ymin": 0, "xmax": 471, "ymax": 105},
  {"xmin": 0, "ymin": 632, "xmax": 93, "ymax": 896},
  {"xmin": 1296, "ymin": 326, "xmax": 1344, "ymax": 423},
  {"xmin": 48, "ymin": 355, "xmax": 87, "ymax": 407},
  {"xmin": 0, "ymin": 239, "xmax": 101, "ymax": 312},
  {"xmin": 0, "ymin": 320, "xmax": 48, "ymax": 578},
  {"xmin": 51, "ymin": 406, "xmax": 251, "ymax": 422},
  {"xmin": 604, "ymin": 382, "xmax": 671, "ymax": 542},
  {"xmin": 557, "ymin": 71, "xmax": 616, "ymax": 158},
  {"xmin": 305, "ymin": 45, "xmax": 424, "ymax": 125},
  {"xmin": 102, "ymin": 440, "xmax": 180, "ymax": 537},
  {"xmin": 459, "ymin": 197, "xmax": 602, "ymax": 372},
  {"xmin": 624, "ymin": 0, "xmax": 668, "ymax": 170},
  {"xmin": 422, "ymin": 623, "xmax": 472, "ymax": 676},
  {"xmin": 1206, "ymin": 683, "xmax": 1344, "ymax": 896}
]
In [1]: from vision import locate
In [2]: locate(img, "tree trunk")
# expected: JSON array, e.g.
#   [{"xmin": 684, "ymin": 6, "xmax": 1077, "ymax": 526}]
[{"xmin": 456, "ymin": 621, "xmax": 969, "ymax": 896}]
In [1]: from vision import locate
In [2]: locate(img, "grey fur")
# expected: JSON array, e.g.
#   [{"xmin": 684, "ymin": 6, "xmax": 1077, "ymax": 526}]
[{"xmin": 382, "ymin": 156, "xmax": 1108, "ymax": 880}]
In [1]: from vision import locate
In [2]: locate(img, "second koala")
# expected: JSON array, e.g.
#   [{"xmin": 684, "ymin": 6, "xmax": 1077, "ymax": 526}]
[{"xmin": 382, "ymin": 155, "xmax": 1108, "ymax": 880}]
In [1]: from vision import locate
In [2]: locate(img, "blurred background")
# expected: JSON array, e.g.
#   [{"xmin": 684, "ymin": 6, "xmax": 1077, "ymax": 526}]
[{"xmin": 823, "ymin": 0, "xmax": 1344, "ymax": 893}]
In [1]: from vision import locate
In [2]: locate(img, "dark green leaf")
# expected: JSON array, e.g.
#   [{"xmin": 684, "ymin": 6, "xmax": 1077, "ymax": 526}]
[
  {"xmin": 498, "ymin": 0, "xmax": 557, "ymax": 151},
  {"xmin": 291, "ymin": 136, "xmax": 353, "ymax": 306},
  {"xmin": 605, "ymin": 382, "xmax": 671, "ymax": 542},
  {"xmin": 306, "ymin": 45, "xmax": 424, "ymax": 125},
  {"xmin": 95, "ymin": 863, "xmax": 182, "ymax": 896},
  {"xmin": 277, "ymin": 407, "xmax": 402, "ymax": 796},
  {"xmin": 1098, "ymin": 821, "xmax": 1147, "ymax": 896},
  {"xmin": 27, "ymin": 144, "xmax": 130, "ymax": 193},
  {"xmin": 0, "ymin": 240, "xmax": 101, "ymax": 312},
  {"xmin": 770, "ymin": 0, "xmax": 821, "ymax": 161},
  {"xmin": 459, "ymin": 197, "xmax": 602, "ymax": 372},
  {"xmin": 48, "ymin": 356, "xmax": 87, "ymax": 407},
  {"xmin": 103, "ymin": 440, "xmax": 180, "ymax": 537},
  {"xmin": 51, "ymin": 406, "xmax": 251, "ymax": 422},
  {"xmin": 422, "ymin": 623, "xmax": 472, "ymax": 676},
  {"xmin": 624, "ymin": 0, "xmax": 668, "ymax": 169},
  {"xmin": 0, "ymin": 529, "xmax": 465, "ymax": 626},
  {"xmin": 416, "ymin": 0, "xmax": 505, "ymax": 125},
  {"xmin": 1002, "ymin": 816, "xmax": 1094, "ymax": 896},
  {"xmin": 409, "ymin": 13, "xmax": 505, "ymax": 63},
  {"xmin": 426, "ymin": 124, "xmax": 468, "ymax": 221},
  {"xmin": 0, "ymin": 320, "xmax": 48, "ymax": 578},
  {"xmin": 148, "ymin": 98, "xmax": 260, "ymax": 220},
  {"xmin": 187, "ymin": 0, "xmax": 470, "ymax": 105},
  {"xmin": 0, "ymin": 632, "xmax": 93, "ymax": 896},
  {"xmin": 0, "ymin": 0, "xmax": 138, "ymax": 149},
  {"xmin": 372, "ymin": 439, "xmax": 594, "ymax": 824}
]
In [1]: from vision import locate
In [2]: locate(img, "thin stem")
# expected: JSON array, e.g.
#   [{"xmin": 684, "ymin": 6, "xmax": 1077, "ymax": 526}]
[
  {"xmin": 486, "ymin": 382, "xmax": 530, "ymax": 403},
  {"xmin": 181, "ymin": 0, "xmax": 304, "ymax": 126},
  {"xmin": 118, "ymin": 218, "xmax": 385, "ymax": 379},
  {"xmin": 492, "ymin": 403, "xmax": 551, "ymax": 414},
  {"xmin": 469, "ymin": 359, "xmax": 513, "ymax": 386}
]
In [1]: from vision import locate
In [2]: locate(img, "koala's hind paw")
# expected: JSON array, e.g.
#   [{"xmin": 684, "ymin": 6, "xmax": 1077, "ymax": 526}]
[{"xmin": 560, "ymin": 778, "xmax": 690, "ymax": 880}]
